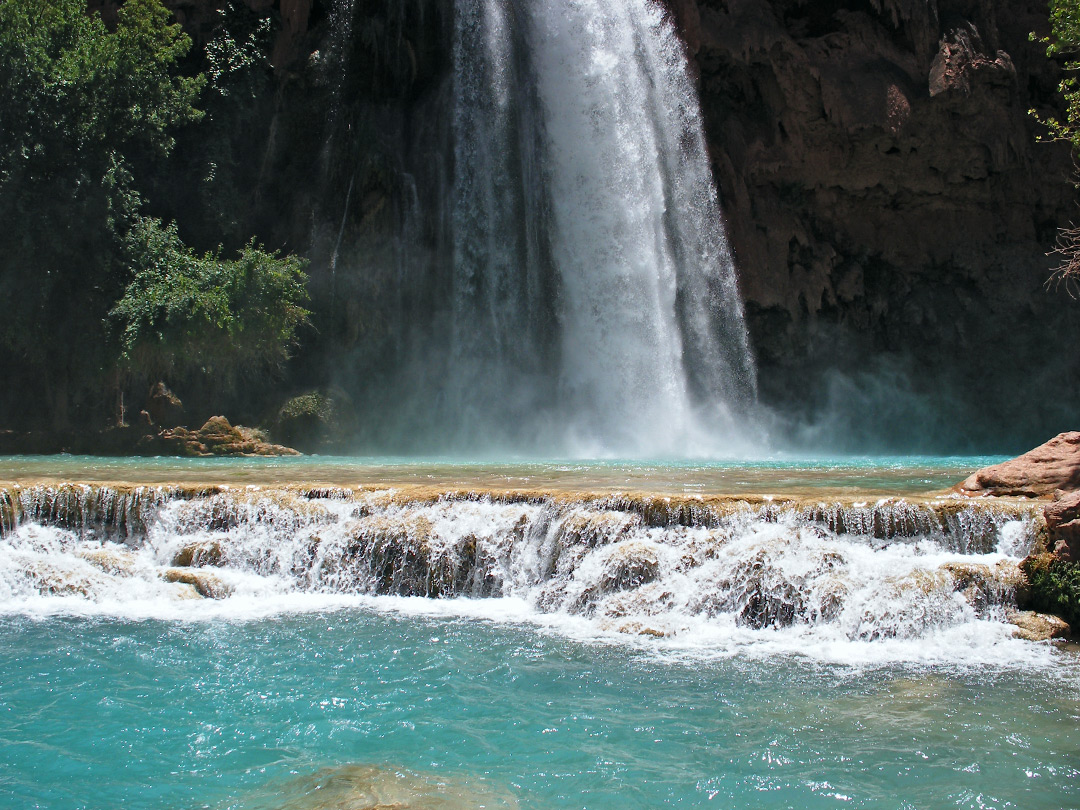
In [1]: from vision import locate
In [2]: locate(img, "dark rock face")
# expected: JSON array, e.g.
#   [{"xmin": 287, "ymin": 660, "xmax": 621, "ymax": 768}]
[{"xmin": 672, "ymin": 0, "xmax": 1080, "ymax": 450}]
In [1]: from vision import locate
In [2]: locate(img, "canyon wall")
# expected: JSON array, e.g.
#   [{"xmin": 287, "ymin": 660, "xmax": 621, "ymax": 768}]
[
  {"xmin": 674, "ymin": 0, "xmax": 1079, "ymax": 449},
  {"xmin": 86, "ymin": 0, "xmax": 1080, "ymax": 451}
]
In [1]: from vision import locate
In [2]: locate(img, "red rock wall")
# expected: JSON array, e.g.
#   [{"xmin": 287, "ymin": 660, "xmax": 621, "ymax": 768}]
[{"xmin": 668, "ymin": 1, "xmax": 1074, "ymax": 377}]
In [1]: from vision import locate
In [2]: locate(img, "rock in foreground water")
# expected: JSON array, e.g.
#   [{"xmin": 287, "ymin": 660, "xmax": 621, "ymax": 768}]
[
  {"xmin": 956, "ymin": 432, "xmax": 1080, "ymax": 496},
  {"xmin": 1007, "ymin": 610, "xmax": 1071, "ymax": 641}
]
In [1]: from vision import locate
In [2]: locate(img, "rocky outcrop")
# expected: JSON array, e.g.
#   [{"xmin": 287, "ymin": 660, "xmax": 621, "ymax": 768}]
[
  {"xmin": 144, "ymin": 416, "xmax": 300, "ymax": 457},
  {"xmin": 681, "ymin": 0, "xmax": 1079, "ymax": 448},
  {"xmin": 145, "ymin": 382, "xmax": 184, "ymax": 428},
  {"xmin": 1007, "ymin": 609, "xmax": 1071, "ymax": 641},
  {"xmin": 1044, "ymin": 489, "xmax": 1080, "ymax": 562},
  {"xmin": 957, "ymin": 432, "xmax": 1080, "ymax": 496},
  {"xmin": 162, "ymin": 567, "xmax": 233, "ymax": 598}
]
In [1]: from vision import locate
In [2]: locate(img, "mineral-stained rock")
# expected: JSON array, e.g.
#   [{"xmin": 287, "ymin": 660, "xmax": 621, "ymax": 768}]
[
  {"xmin": 1006, "ymin": 609, "xmax": 1071, "ymax": 641},
  {"xmin": 1044, "ymin": 490, "xmax": 1080, "ymax": 562},
  {"xmin": 162, "ymin": 568, "xmax": 233, "ymax": 599},
  {"xmin": 956, "ymin": 432, "xmax": 1080, "ymax": 497},
  {"xmin": 600, "ymin": 542, "xmax": 660, "ymax": 592},
  {"xmin": 167, "ymin": 582, "xmax": 205, "ymax": 600},
  {"xmin": 938, "ymin": 560, "xmax": 1027, "ymax": 610},
  {"xmin": 144, "ymin": 416, "xmax": 300, "ymax": 458},
  {"xmin": 76, "ymin": 547, "xmax": 138, "ymax": 577},
  {"xmin": 171, "ymin": 541, "xmax": 224, "ymax": 568}
]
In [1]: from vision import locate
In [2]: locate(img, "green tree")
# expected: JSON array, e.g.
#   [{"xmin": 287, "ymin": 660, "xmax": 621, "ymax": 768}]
[
  {"xmin": 0, "ymin": 0, "xmax": 309, "ymax": 431},
  {"xmin": 1035, "ymin": 0, "xmax": 1080, "ymax": 293},
  {"xmin": 0, "ymin": 0, "xmax": 203, "ymax": 426},
  {"xmin": 111, "ymin": 219, "xmax": 310, "ymax": 384}
]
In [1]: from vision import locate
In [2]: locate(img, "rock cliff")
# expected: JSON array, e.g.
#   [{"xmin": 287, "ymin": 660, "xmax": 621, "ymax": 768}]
[
  {"xmin": 85, "ymin": 0, "xmax": 1080, "ymax": 452},
  {"xmin": 670, "ymin": 0, "xmax": 1079, "ymax": 449}
]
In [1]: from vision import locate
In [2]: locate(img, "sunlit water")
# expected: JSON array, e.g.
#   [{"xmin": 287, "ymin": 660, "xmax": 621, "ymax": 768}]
[
  {"xmin": 0, "ymin": 454, "xmax": 1007, "ymax": 495},
  {"xmin": 1, "ymin": 455, "xmax": 1076, "ymax": 809},
  {"xmin": 1, "ymin": 609, "xmax": 1077, "ymax": 809}
]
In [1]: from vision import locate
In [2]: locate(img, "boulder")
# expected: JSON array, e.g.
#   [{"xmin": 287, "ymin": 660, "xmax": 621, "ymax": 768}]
[
  {"xmin": 601, "ymin": 542, "xmax": 660, "ymax": 591},
  {"xmin": 956, "ymin": 432, "xmax": 1080, "ymax": 497},
  {"xmin": 76, "ymin": 548, "xmax": 138, "ymax": 577},
  {"xmin": 1044, "ymin": 490, "xmax": 1080, "ymax": 562},
  {"xmin": 1006, "ymin": 610, "xmax": 1071, "ymax": 642},
  {"xmin": 162, "ymin": 568, "xmax": 233, "ymax": 599},
  {"xmin": 171, "ymin": 541, "xmax": 224, "ymax": 568},
  {"xmin": 144, "ymin": 416, "xmax": 300, "ymax": 458}
]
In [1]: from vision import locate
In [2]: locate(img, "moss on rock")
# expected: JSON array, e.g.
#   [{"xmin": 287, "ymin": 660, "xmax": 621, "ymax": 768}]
[{"xmin": 1020, "ymin": 553, "xmax": 1080, "ymax": 630}]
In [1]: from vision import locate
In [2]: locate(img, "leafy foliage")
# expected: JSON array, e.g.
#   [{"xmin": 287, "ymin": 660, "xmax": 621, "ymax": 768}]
[
  {"xmin": 0, "ymin": 0, "xmax": 309, "ymax": 429},
  {"xmin": 1021, "ymin": 553, "xmax": 1080, "ymax": 628},
  {"xmin": 112, "ymin": 219, "xmax": 310, "ymax": 380},
  {"xmin": 1034, "ymin": 0, "xmax": 1080, "ymax": 294},
  {"xmin": 0, "ymin": 0, "xmax": 203, "ymax": 366}
]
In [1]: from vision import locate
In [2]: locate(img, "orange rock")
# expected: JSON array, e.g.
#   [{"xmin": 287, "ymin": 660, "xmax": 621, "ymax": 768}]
[{"xmin": 956, "ymin": 432, "xmax": 1080, "ymax": 497}]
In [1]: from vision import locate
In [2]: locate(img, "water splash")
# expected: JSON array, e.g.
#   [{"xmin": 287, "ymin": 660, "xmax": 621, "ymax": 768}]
[{"xmin": 0, "ymin": 484, "xmax": 1047, "ymax": 662}]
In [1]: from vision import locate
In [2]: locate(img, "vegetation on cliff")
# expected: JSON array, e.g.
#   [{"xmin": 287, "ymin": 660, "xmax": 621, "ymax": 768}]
[
  {"xmin": 1037, "ymin": 0, "xmax": 1080, "ymax": 293},
  {"xmin": 0, "ymin": 0, "xmax": 307, "ymax": 436}
]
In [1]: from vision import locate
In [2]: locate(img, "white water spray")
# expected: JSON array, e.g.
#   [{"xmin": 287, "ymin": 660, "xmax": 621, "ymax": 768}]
[
  {"xmin": 442, "ymin": 0, "xmax": 756, "ymax": 454},
  {"xmin": 0, "ymin": 485, "xmax": 1050, "ymax": 664}
]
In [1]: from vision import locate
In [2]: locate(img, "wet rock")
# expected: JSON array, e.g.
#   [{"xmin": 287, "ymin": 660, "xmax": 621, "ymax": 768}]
[
  {"xmin": 1044, "ymin": 490, "xmax": 1080, "ymax": 562},
  {"xmin": 605, "ymin": 620, "xmax": 670, "ymax": 638},
  {"xmin": 23, "ymin": 559, "xmax": 110, "ymax": 597},
  {"xmin": 171, "ymin": 541, "xmax": 223, "ymax": 568},
  {"xmin": 938, "ymin": 560, "xmax": 1027, "ymax": 610},
  {"xmin": 146, "ymin": 416, "xmax": 300, "ymax": 458},
  {"xmin": 1007, "ymin": 610, "xmax": 1071, "ymax": 641},
  {"xmin": 76, "ymin": 547, "xmax": 138, "ymax": 577},
  {"xmin": 600, "ymin": 542, "xmax": 660, "ymax": 591},
  {"xmin": 168, "ymin": 583, "xmax": 204, "ymax": 601},
  {"xmin": 162, "ymin": 568, "xmax": 233, "ymax": 599},
  {"xmin": 957, "ymin": 433, "xmax": 1080, "ymax": 497}
]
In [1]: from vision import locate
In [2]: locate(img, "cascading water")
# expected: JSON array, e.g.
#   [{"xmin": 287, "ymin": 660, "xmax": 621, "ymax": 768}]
[
  {"xmin": 383, "ymin": 0, "xmax": 757, "ymax": 455},
  {"xmin": 0, "ymin": 484, "xmax": 1050, "ymax": 662}
]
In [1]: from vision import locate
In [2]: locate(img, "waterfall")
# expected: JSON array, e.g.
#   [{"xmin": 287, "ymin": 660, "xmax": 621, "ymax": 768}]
[
  {"xmin": 441, "ymin": 0, "xmax": 757, "ymax": 455},
  {"xmin": 0, "ymin": 484, "xmax": 1043, "ymax": 658}
]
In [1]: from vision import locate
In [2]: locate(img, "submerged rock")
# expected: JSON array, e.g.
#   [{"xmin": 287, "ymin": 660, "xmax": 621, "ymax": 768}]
[
  {"xmin": 1007, "ymin": 610, "xmax": 1071, "ymax": 642},
  {"xmin": 251, "ymin": 763, "xmax": 520, "ymax": 810},
  {"xmin": 956, "ymin": 432, "xmax": 1080, "ymax": 497}
]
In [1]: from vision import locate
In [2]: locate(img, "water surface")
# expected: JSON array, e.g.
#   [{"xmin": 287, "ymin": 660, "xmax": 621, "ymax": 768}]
[
  {"xmin": 1, "ymin": 608, "xmax": 1076, "ymax": 810},
  {"xmin": 0, "ymin": 455, "xmax": 1004, "ymax": 496}
]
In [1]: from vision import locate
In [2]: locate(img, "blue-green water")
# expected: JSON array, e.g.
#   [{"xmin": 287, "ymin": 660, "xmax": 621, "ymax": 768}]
[
  {"xmin": 1, "ymin": 607, "xmax": 1077, "ymax": 810},
  {"xmin": 0, "ymin": 455, "xmax": 1008, "ymax": 495}
]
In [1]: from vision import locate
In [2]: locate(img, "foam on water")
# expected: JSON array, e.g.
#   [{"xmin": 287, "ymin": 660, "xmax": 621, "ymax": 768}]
[{"xmin": 0, "ymin": 483, "xmax": 1059, "ymax": 668}]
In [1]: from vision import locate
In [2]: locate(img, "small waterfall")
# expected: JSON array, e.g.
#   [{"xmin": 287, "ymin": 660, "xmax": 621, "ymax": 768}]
[{"xmin": 0, "ymin": 484, "xmax": 1044, "ymax": 655}]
